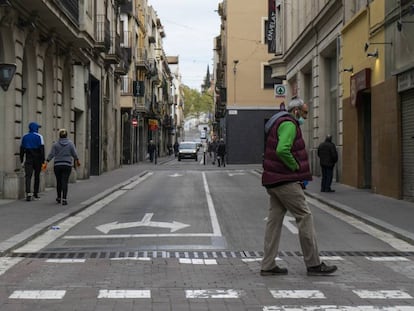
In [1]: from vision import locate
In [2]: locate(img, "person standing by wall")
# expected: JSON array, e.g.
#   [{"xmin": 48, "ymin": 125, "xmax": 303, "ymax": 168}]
[
  {"xmin": 261, "ymin": 98, "xmax": 337, "ymax": 276},
  {"xmin": 317, "ymin": 135, "xmax": 338, "ymax": 192},
  {"xmin": 20, "ymin": 122, "xmax": 45, "ymax": 201},
  {"xmin": 217, "ymin": 138, "xmax": 226, "ymax": 167},
  {"xmin": 44, "ymin": 129, "xmax": 80, "ymax": 206}
]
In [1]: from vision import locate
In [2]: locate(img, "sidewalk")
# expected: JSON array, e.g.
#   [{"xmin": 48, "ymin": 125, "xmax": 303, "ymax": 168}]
[
  {"xmin": 0, "ymin": 162, "xmax": 413, "ymax": 256},
  {"xmin": 305, "ymin": 176, "xmax": 414, "ymax": 244}
]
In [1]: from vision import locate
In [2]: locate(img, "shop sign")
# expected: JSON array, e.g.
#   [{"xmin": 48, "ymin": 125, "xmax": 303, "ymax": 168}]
[
  {"xmin": 397, "ymin": 69, "xmax": 414, "ymax": 92},
  {"xmin": 350, "ymin": 68, "xmax": 371, "ymax": 106}
]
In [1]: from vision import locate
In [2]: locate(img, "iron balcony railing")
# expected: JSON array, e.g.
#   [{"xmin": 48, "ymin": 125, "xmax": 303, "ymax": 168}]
[
  {"xmin": 54, "ymin": 0, "xmax": 79, "ymax": 25},
  {"xmin": 95, "ymin": 14, "xmax": 110, "ymax": 52}
]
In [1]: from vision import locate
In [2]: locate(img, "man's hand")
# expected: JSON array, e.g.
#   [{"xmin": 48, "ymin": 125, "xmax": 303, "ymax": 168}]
[
  {"xmin": 75, "ymin": 159, "xmax": 81, "ymax": 167},
  {"xmin": 41, "ymin": 162, "xmax": 47, "ymax": 171}
]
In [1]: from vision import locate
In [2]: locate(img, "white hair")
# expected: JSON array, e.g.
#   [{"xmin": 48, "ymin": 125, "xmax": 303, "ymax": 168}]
[{"xmin": 287, "ymin": 98, "xmax": 304, "ymax": 112}]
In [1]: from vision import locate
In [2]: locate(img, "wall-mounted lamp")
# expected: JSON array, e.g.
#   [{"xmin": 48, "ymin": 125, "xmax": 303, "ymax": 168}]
[
  {"xmin": 364, "ymin": 41, "xmax": 392, "ymax": 52},
  {"xmin": 367, "ymin": 48, "xmax": 379, "ymax": 58},
  {"xmin": 343, "ymin": 66, "xmax": 353, "ymax": 73},
  {"xmin": 233, "ymin": 59, "xmax": 239, "ymax": 74}
]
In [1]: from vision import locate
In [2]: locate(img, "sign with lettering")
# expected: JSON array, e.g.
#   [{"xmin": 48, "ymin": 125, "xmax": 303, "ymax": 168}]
[
  {"xmin": 350, "ymin": 68, "xmax": 371, "ymax": 106},
  {"xmin": 267, "ymin": 0, "xmax": 276, "ymax": 53}
]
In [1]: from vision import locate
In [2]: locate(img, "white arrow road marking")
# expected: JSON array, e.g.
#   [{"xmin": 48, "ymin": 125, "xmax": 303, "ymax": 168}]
[
  {"xmin": 228, "ymin": 172, "xmax": 245, "ymax": 176},
  {"xmin": 96, "ymin": 213, "xmax": 190, "ymax": 234},
  {"xmin": 168, "ymin": 173, "xmax": 183, "ymax": 177},
  {"xmin": 264, "ymin": 216, "xmax": 298, "ymax": 234}
]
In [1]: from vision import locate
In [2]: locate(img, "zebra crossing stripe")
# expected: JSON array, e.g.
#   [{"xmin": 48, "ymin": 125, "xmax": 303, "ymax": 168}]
[
  {"xmin": 9, "ymin": 290, "xmax": 66, "ymax": 299},
  {"xmin": 365, "ymin": 257, "xmax": 410, "ymax": 262},
  {"xmin": 263, "ymin": 306, "xmax": 414, "ymax": 311},
  {"xmin": 185, "ymin": 289, "xmax": 243, "ymax": 298},
  {"xmin": 353, "ymin": 290, "xmax": 413, "ymax": 299},
  {"xmin": 179, "ymin": 258, "xmax": 217, "ymax": 265},
  {"xmin": 98, "ymin": 290, "xmax": 151, "ymax": 299},
  {"xmin": 46, "ymin": 259, "xmax": 86, "ymax": 263},
  {"xmin": 270, "ymin": 290, "xmax": 325, "ymax": 299}
]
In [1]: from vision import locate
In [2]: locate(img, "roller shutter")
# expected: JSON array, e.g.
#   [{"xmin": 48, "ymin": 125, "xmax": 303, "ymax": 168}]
[{"xmin": 402, "ymin": 89, "xmax": 414, "ymax": 202}]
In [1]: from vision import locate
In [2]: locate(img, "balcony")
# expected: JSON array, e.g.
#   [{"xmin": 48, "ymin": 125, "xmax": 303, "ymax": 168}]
[
  {"xmin": 105, "ymin": 32, "xmax": 122, "ymax": 64},
  {"xmin": 95, "ymin": 15, "xmax": 110, "ymax": 52},
  {"xmin": 115, "ymin": 58, "xmax": 129, "ymax": 75},
  {"xmin": 136, "ymin": 48, "xmax": 149, "ymax": 70},
  {"xmin": 121, "ymin": 76, "xmax": 133, "ymax": 95},
  {"xmin": 54, "ymin": 0, "xmax": 79, "ymax": 25},
  {"xmin": 121, "ymin": 31, "xmax": 132, "ymax": 63},
  {"xmin": 119, "ymin": 0, "xmax": 133, "ymax": 14}
]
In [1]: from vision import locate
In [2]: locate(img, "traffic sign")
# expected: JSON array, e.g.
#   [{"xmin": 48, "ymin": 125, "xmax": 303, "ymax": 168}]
[
  {"xmin": 274, "ymin": 84, "xmax": 286, "ymax": 98},
  {"xmin": 132, "ymin": 118, "xmax": 138, "ymax": 127}
]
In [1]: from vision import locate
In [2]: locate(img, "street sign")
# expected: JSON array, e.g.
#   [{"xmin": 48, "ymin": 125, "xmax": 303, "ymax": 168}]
[
  {"xmin": 274, "ymin": 84, "xmax": 286, "ymax": 98},
  {"xmin": 132, "ymin": 118, "xmax": 138, "ymax": 127}
]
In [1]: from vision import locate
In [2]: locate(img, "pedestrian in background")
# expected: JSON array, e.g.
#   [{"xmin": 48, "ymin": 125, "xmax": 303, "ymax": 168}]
[
  {"xmin": 261, "ymin": 98, "xmax": 337, "ymax": 276},
  {"xmin": 173, "ymin": 141, "xmax": 179, "ymax": 157},
  {"xmin": 20, "ymin": 122, "xmax": 45, "ymax": 201},
  {"xmin": 217, "ymin": 138, "xmax": 226, "ymax": 167},
  {"xmin": 317, "ymin": 135, "xmax": 338, "ymax": 193},
  {"xmin": 210, "ymin": 135, "xmax": 218, "ymax": 165},
  {"xmin": 44, "ymin": 129, "xmax": 80, "ymax": 206},
  {"xmin": 147, "ymin": 140, "xmax": 156, "ymax": 162}
]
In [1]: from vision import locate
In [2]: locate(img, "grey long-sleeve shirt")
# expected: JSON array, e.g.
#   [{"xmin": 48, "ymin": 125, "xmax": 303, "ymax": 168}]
[{"xmin": 46, "ymin": 138, "xmax": 79, "ymax": 167}]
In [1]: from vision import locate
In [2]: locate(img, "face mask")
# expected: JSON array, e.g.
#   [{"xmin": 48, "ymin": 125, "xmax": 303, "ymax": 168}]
[{"xmin": 298, "ymin": 117, "xmax": 305, "ymax": 126}]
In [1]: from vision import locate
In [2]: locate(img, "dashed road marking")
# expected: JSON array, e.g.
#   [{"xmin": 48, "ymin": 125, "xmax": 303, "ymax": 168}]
[
  {"xmin": 0, "ymin": 257, "xmax": 23, "ymax": 276},
  {"xmin": 263, "ymin": 306, "xmax": 414, "ymax": 311},
  {"xmin": 9, "ymin": 290, "xmax": 66, "ymax": 299},
  {"xmin": 46, "ymin": 259, "xmax": 85, "ymax": 263},
  {"xmin": 366, "ymin": 257, "xmax": 410, "ymax": 262},
  {"xmin": 97, "ymin": 290, "xmax": 151, "ymax": 299},
  {"xmin": 353, "ymin": 290, "xmax": 413, "ymax": 299},
  {"xmin": 270, "ymin": 290, "xmax": 326, "ymax": 299},
  {"xmin": 179, "ymin": 258, "xmax": 217, "ymax": 265},
  {"xmin": 185, "ymin": 289, "xmax": 243, "ymax": 298}
]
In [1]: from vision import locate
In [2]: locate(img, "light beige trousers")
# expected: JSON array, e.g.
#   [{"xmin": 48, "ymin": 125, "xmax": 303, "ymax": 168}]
[{"xmin": 261, "ymin": 182, "xmax": 321, "ymax": 270}]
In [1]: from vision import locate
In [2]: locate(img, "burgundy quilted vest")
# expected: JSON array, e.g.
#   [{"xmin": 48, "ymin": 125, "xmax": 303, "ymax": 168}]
[{"xmin": 262, "ymin": 114, "xmax": 312, "ymax": 187}]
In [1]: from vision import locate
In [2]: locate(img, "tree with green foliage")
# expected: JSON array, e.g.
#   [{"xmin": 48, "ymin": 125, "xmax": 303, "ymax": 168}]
[{"xmin": 183, "ymin": 86, "xmax": 213, "ymax": 119}]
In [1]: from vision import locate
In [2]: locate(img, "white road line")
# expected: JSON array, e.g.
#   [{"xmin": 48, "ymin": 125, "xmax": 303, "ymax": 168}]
[
  {"xmin": 263, "ymin": 306, "xmax": 414, "ymax": 311},
  {"xmin": 0, "ymin": 257, "xmax": 23, "ymax": 276},
  {"xmin": 14, "ymin": 173, "xmax": 154, "ymax": 252},
  {"xmin": 45, "ymin": 259, "xmax": 86, "ymax": 263},
  {"xmin": 110, "ymin": 257, "xmax": 151, "ymax": 261},
  {"xmin": 9, "ymin": 290, "xmax": 66, "ymax": 299},
  {"xmin": 98, "ymin": 289, "xmax": 151, "ymax": 299},
  {"xmin": 202, "ymin": 172, "xmax": 222, "ymax": 236},
  {"xmin": 270, "ymin": 290, "xmax": 326, "ymax": 299},
  {"xmin": 185, "ymin": 289, "xmax": 243, "ymax": 298},
  {"xmin": 241, "ymin": 257, "xmax": 282, "ymax": 263},
  {"xmin": 64, "ymin": 233, "xmax": 217, "ymax": 239},
  {"xmin": 13, "ymin": 190, "xmax": 127, "ymax": 253},
  {"xmin": 320, "ymin": 256, "xmax": 344, "ymax": 261},
  {"xmin": 179, "ymin": 258, "xmax": 217, "ymax": 265},
  {"xmin": 306, "ymin": 196, "xmax": 414, "ymax": 252},
  {"xmin": 353, "ymin": 290, "xmax": 413, "ymax": 299},
  {"xmin": 366, "ymin": 257, "xmax": 410, "ymax": 262}
]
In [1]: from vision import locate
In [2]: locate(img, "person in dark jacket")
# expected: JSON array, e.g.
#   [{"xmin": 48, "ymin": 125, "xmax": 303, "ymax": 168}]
[
  {"xmin": 217, "ymin": 138, "xmax": 226, "ymax": 167},
  {"xmin": 317, "ymin": 135, "xmax": 338, "ymax": 192},
  {"xmin": 147, "ymin": 140, "xmax": 156, "ymax": 162},
  {"xmin": 45, "ymin": 129, "xmax": 80, "ymax": 205},
  {"xmin": 20, "ymin": 122, "xmax": 45, "ymax": 201},
  {"xmin": 261, "ymin": 98, "xmax": 337, "ymax": 277}
]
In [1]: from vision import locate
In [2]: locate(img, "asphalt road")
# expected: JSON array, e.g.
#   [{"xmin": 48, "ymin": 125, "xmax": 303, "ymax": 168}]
[{"xmin": 2, "ymin": 161, "xmax": 414, "ymax": 310}]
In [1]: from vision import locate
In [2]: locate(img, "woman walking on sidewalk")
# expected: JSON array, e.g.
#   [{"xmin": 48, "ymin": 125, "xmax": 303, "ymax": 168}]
[{"xmin": 44, "ymin": 129, "xmax": 80, "ymax": 205}]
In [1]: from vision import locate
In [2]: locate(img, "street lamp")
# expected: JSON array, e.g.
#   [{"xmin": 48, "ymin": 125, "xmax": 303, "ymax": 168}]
[{"xmin": 0, "ymin": 63, "xmax": 17, "ymax": 91}]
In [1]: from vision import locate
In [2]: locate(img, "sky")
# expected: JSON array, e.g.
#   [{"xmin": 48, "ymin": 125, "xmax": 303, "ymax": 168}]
[{"xmin": 148, "ymin": 0, "xmax": 221, "ymax": 90}]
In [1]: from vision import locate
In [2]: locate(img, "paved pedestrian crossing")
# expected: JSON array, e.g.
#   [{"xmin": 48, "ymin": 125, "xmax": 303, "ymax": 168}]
[{"xmin": 2, "ymin": 254, "xmax": 414, "ymax": 311}]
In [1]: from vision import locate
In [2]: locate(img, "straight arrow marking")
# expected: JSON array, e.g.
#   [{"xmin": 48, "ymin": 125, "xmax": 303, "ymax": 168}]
[{"xmin": 96, "ymin": 213, "xmax": 190, "ymax": 234}]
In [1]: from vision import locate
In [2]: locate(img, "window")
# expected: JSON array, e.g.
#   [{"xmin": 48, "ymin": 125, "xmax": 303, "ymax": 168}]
[{"xmin": 263, "ymin": 65, "xmax": 282, "ymax": 89}]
